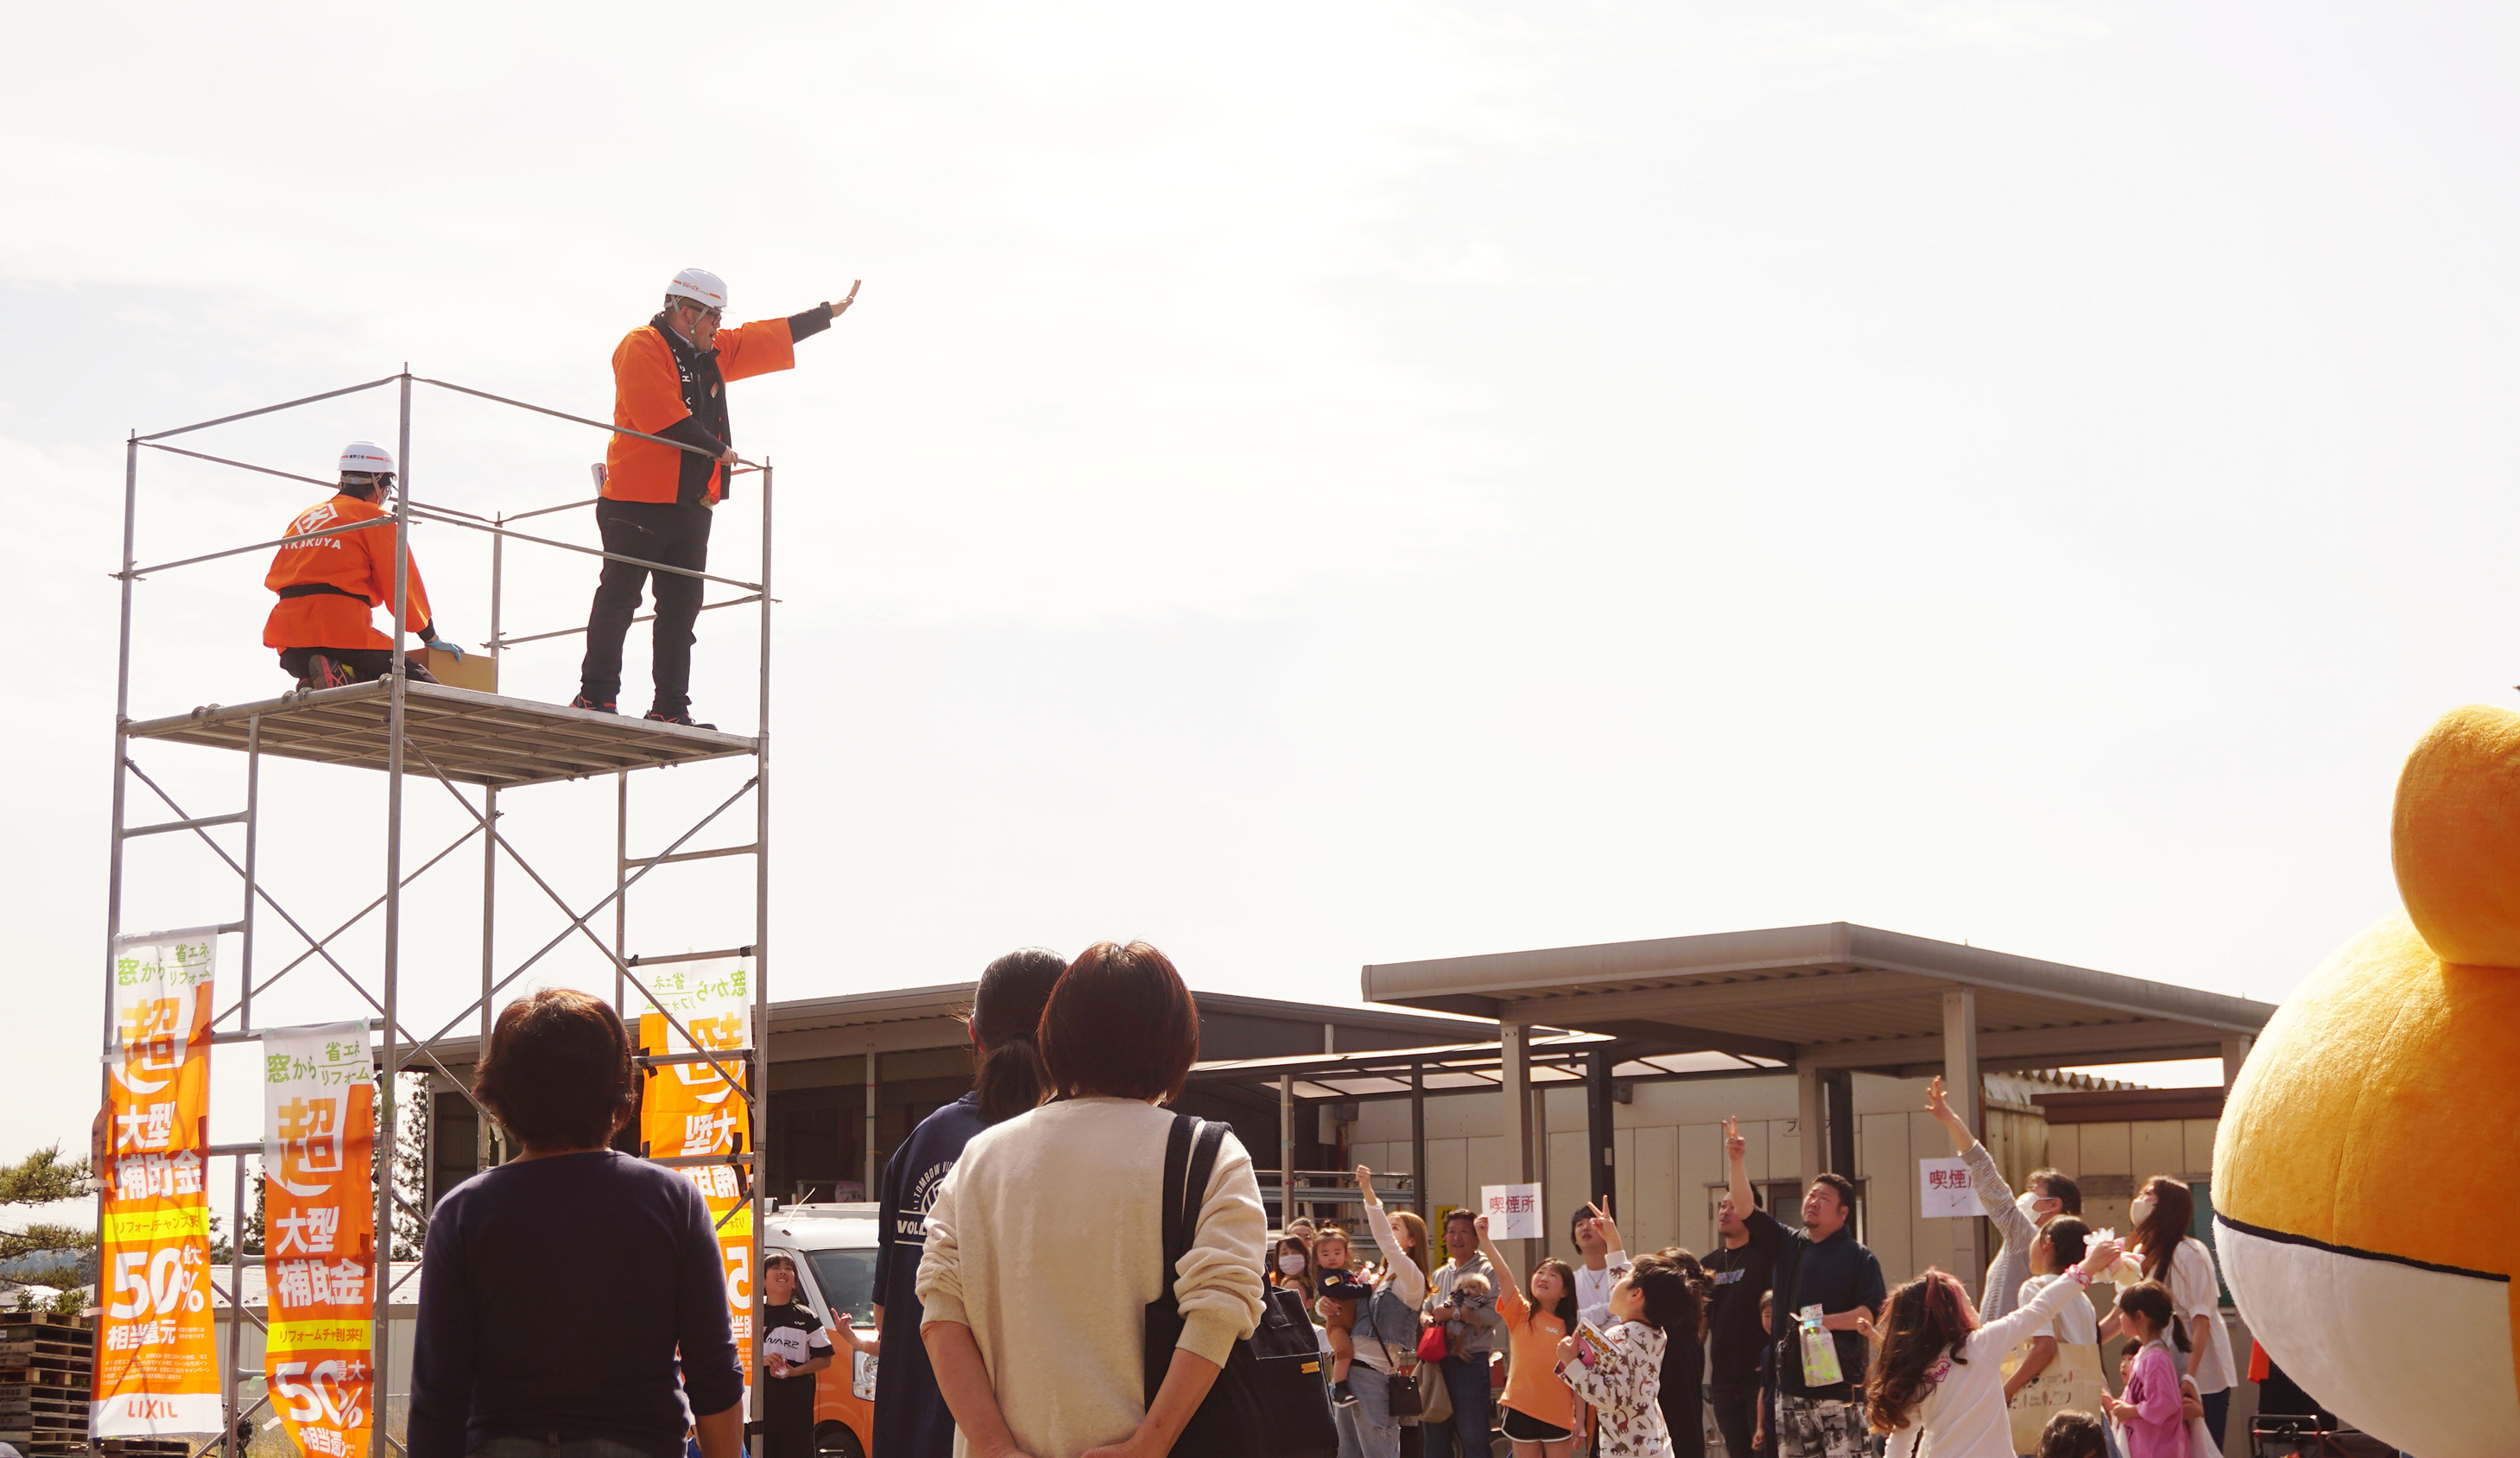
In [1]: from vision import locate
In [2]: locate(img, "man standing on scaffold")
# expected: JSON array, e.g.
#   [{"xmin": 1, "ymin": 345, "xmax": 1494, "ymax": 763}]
[
  {"xmin": 572, "ymin": 267, "xmax": 858, "ymax": 728},
  {"xmin": 263, "ymin": 440, "xmax": 464, "ymax": 690}
]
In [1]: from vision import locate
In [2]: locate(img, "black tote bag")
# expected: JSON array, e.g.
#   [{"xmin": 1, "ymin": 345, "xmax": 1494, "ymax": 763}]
[{"xmin": 1141, "ymin": 1113, "xmax": 1339, "ymax": 1458}]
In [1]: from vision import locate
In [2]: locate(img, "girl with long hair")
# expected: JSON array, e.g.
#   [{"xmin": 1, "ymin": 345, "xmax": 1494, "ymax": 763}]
[
  {"xmin": 1324, "ymin": 1167, "xmax": 1427, "ymax": 1458},
  {"xmin": 1472, "ymin": 1214, "xmax": 1585, "ymax": 1457},
  {"xmin": 864, "ymin": 948, "xmax": 1069, "ymax": 1458},
  {"xmin": 1857, "ymin": 1234, "xmax": 2124, "ymax": 1456},
  {"xmin": 2120, "ymin": 1176, "xmax": 2236, "ymax": 1447}
]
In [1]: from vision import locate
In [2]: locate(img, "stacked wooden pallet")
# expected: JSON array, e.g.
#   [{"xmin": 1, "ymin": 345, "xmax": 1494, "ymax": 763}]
[{"xmin": 0, "ymin": 1315, "xmax": 188, "ymax": 1458}]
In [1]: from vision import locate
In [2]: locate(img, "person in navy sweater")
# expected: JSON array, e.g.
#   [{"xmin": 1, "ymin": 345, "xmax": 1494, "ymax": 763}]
[
  {"xmin": 857, "ymin": 948, "xmax": 1067, "ymax": 1458},
  {"xmin": 409, "ymin": 990, "xmax": 743, "ymax": 1458}
]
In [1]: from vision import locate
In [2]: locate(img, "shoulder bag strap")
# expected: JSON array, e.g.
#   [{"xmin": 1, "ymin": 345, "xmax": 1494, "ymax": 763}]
[{"xmin": 1158, "ymin": 1113, "xmax": 1197, "ymax": 1303}]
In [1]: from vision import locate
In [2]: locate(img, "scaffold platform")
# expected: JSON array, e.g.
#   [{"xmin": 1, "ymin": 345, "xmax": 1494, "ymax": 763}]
[{"xmin": 124, "ymin": 680, "xmax": 757, "ymax": 788}]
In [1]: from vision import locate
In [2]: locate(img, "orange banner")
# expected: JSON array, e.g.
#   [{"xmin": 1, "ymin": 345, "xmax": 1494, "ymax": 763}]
[
  {"xmin": 262, "ymin": 1024, "xmax": 377, "ymax": 1458},
  {"xmin": 94, "ymin": 929, "xmax": 221, "ymax": 1437},
  {"xmin": 637, "ymin": 956, "xmax": 757, "ymax": 1402}
]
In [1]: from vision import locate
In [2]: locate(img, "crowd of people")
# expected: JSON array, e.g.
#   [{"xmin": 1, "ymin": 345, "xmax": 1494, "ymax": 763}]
[{"xmin": 404, "ymin": 945, "xmax": 2246, "ymax": 1458}]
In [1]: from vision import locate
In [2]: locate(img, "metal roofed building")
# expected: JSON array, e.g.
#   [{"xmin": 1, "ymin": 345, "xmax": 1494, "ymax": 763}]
[
  {"xmin": 1358, "ymin": 921, "xmax": 2277, "ymax": 1278},
  {"xmin": 417, "ymin": 982, "xmax": 1497, "ymax": 1210}
]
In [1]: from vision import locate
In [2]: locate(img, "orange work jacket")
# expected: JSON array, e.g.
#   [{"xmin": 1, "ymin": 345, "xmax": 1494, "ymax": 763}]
[
  {"xmin": 261, "ymin": 493, "xmax": 435, "ymax": 651},
  {"xmin": 603, "ymin": 315, "xmax": 798, "ymax": 506}
]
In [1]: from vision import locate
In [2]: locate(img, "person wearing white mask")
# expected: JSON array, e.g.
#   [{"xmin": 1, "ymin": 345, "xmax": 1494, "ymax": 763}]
[
  {"xmin": 1925, "ymin": 1076, "xmax": 2082, "ymax": 1320},
  {"xmin": 2112, "ymin": 1176, "xmax": 2238, "ymax": 1448}
]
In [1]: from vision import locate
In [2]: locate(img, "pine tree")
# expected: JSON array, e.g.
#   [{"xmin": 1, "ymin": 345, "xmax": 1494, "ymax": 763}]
[{"xmin": 0, "ymin": 1145, "xmax": 98, "ymax": 1304}]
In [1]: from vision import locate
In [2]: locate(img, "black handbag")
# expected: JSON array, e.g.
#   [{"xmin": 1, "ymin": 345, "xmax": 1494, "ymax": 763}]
[{"xmin": 1142, "ymin": 1113, "xmax": 1339, "ymax": 1458}]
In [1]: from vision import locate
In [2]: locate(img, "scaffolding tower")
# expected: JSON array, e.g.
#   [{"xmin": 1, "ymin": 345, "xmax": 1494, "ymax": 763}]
[{"xmin": 99, "ymin": 371, "xmax": 781, "ymax": 1455}]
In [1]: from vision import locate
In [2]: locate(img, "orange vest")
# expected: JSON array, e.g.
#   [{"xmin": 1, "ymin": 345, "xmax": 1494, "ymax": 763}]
[
  {"xmin": 603, "ymin": 318, "xmax": 797, "ymax": 505},
  {"xmin": 262, "ymin": 494, "xmax": 434, "ymax": 651}
]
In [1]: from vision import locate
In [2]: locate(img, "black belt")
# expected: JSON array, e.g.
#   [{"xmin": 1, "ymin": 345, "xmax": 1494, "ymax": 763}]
[{"xmin": 276, "ymin": 583, "xmax": 367, "ymax": 602}]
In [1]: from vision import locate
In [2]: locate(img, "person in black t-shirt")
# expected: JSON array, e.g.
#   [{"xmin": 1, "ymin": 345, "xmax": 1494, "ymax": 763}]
[
  {"xmin": 759, "ymin": 1254, "xmax": 834, "ymax": 1458},
  {"xmin": 1706, "ymin": 1119, "xmax": 1785, "ymax": 1458}
]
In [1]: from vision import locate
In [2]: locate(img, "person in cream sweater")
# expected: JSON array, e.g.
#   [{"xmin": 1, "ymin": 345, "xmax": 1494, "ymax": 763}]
[{"xmin": 916, "ymin": 942, "xmax": 1266, "ymax": 1458}]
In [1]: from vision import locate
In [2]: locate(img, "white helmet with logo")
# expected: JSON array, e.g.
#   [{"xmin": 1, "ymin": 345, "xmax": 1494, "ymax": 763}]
[
  {"xmin": 666, "ymin": 267, "xmax": 729, "ymax": 313},
  {"xmin": 339, "ymin": 441, "xmax": 396, "ymax": 478}
]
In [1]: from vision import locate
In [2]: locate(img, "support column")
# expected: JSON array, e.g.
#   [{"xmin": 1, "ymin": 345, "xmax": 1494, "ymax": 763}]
[
  {"xmin": 1943, "ymin": 986, "xmax": 1986, "ymax": 1284},
  {"xmin": 1796, "ymin": 1064, "xmax": 1825, "ymax": 1199},
  {"xmin": 863, "ymin": 1049, "xmax": 879, "ymax": 1199},
  {"xmin": 1278, "ymin": 1073, "xmax": 1295, "ymax": 1233},
  {"xmin": 1499, "ymin": 1021, "xmax": 1533, "ymax": 1272},
  {"xmin": 2219, "ymin": 1035, "xmax": 2253, "ymax": 1089},
  {"xmin": 1585, "ymin": 1047, "xmax": 1615, "ymax": 1216},
  {"xmin": 1410, "ymin": 1062, "xmax": 1428, "ymax": 1215}
]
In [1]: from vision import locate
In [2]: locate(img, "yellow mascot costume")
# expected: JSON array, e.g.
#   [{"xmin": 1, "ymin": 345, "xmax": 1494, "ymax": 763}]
[{"xmin": 2214, "ymin": 705, "xmax": 2520, "ymax": 1455}]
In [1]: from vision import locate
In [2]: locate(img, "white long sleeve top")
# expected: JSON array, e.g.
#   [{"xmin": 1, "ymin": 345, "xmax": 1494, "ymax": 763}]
[
  {"xmin": 1346, "ymin": 1198, "xmax": 1426, "ymax": 1374},
  {"xmin": 1878, "ymin": 1270, "xmax": 2099, "ymax": 1458},
  {"xmin": 915, "ymin": 1099, "xmax": 1267, "ymax": 1458}
]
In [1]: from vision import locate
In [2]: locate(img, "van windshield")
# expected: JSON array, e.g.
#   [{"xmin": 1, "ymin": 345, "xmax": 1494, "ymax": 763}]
[{"xmin": 803, "ymin": 1247, "xmax": 877, "ymax": 1325}]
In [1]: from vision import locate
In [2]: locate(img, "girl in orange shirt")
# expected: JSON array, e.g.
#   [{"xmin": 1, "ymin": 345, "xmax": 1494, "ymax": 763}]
[{"xmin": 1475, "ymin": 1214, "xmax": 1585, "ymax": 1457}]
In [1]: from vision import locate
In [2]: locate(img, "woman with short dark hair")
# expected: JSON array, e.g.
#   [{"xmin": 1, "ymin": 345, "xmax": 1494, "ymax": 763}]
[
  {"xmin": 410, "ymin": 988, "xmax": 745, "ymax": 1458},
  {"xmin": 916, "ymin": 941, "xmax": 1267, "ymax": 1458}
]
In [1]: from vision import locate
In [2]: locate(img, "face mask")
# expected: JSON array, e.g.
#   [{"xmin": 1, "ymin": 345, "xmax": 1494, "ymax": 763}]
[
  {"xmin": 2016, "ymin": 1190, "xmax": 2045, "ymax": 1216},
  {"xmin": 1278, "ymin": 1253, "xmax": 1308, "ymax": 1275},
  {"xmin": 2130, "ymin": 1195, "xmax": 2156, "ymax": 1226}
]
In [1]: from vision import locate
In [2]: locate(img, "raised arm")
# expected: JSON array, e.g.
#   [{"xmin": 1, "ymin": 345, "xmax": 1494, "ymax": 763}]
[
  {"xmin": 1354, "ymin": 1164, "xmax": 1425, "ymax": 1307},
  {"xmin": 1725, "ymin": 1117, "xmax": 1755, "ymax": 1223},
  {"xmin": 1972, "ymin": 1238, "xmax": 2123, "ymax": 1359},
  {"xmin": 1928, "ymin": 1075, "xmax": 2033, "ymax": 1245},
  {"xmin": 1473, "ymin": 1214, "xmax": 1521, "ymax": 1302}
]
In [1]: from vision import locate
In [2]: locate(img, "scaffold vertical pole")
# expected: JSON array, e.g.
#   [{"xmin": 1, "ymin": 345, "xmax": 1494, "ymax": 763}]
[
  {"xmin": 478, "ymin": 783, "xmax": 497, "ymax": 1172},
  {"xmin": 376, "ymin": 371, "xmax": 413, "ymax": 1423},
  {"xmin": 241, "ymin": 715, "xmax": 261, "ymax": 1029},
  {"xmin": 615, "ymin": 772, "xmax": 629, "ymax": 1017},
  {"xmin": 749, "ymin": 461, "xmax": 774, "ymax": 1450},
  {"xmin": 483, "ymin": 506, "xmax": 503, "ymax": 1174},
  {"xmin": 93, "ymin": 433, "xmax": 137, "ymax": 1446}
]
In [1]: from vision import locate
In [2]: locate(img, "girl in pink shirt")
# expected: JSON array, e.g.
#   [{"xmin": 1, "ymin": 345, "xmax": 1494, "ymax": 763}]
[{"xmin": 2103, "ymin": 1282, "xmax": 2190, "ymax": 1458}]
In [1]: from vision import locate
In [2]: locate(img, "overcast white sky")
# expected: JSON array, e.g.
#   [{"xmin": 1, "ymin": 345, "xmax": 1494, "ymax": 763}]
[{"xmin": 4, "ymin": 1, "xmax": 2516, "ymax": 1158}]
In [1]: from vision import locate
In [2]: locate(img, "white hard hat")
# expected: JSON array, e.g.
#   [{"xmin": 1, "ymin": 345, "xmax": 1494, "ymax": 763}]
[
  {"xmin": 339, "ymin": 441, "xmax": 396, "ymax": 477},
  {"xmin": 666, "ymin": 267, "xmax": 729, "ymax": 313}
]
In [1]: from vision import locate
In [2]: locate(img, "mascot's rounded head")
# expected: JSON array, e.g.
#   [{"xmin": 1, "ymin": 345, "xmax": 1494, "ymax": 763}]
[{"xmin": 2214, "ymin": 705, "xmax": 2520, "ymax": 1457}]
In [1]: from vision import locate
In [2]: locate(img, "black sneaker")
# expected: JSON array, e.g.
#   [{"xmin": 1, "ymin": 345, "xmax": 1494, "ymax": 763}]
[
  {"xmin": 569, "ymin": 694, "xmax": 617, "ymax": 713},
  {"xmin": 1330, "ymin": 1379, "xmax": 1357, "ymax": 1408},
  {"xmin": 644, "ymin": 711, "xmax": 718, "ymax": 730}
]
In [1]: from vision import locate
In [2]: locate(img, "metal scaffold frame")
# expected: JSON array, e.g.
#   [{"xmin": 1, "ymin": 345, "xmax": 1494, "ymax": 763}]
[{"xmin": 99, "ymin": 371, "xmax": 780, "ymax": 1458}]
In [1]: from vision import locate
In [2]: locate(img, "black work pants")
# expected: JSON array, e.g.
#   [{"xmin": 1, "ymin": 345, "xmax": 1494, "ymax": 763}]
[
  {"xmin": 579, "ymin": 498, "xmax": 712, "ymax": 715},
  {"xmin": 1709, "ymin": 1385, "xmax": 1761, "ymax": 1458},
  {"xmin": 277, "ymin": 647, "xmax": 439, "ymax": 686}
]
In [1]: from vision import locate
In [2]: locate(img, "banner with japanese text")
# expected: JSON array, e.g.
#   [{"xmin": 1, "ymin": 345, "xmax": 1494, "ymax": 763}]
[
  {"xmin": 262, "ymin": 1024, "xmax": 377, "ymax": 1458},
  {"xmin": 94, "ymin": 928, "xmax": 221, "ymax": 1436},
  {"xmin": 636, "ymin": 957, "xmax": 757, "ymax": 1399}
]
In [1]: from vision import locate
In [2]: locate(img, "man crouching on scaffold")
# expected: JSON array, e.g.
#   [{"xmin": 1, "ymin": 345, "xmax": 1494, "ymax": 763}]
[{"xmin": 263, "ymin": 440, "xmax": 464, "ymax": 690}]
